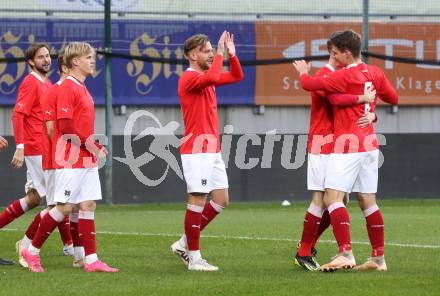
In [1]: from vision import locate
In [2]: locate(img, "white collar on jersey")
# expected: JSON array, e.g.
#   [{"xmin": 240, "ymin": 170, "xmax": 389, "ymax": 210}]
[
  {"xmin": 67, "ymin": 76, "xmax": 82, "ymax": 86},
  {"xmin": 346, "ymin": 62, "xmax": 364, "ymax": 69},
  {"xmin": 325, "ymin": 64, "xmax": 336, "ymax": 72},
  {"xmin": 30, "ymin": 71, "xmax": 46, "ymax": 83},
  {"xmin": 56, "ymin": 80, "xmax": 62, "ymax": 86}
]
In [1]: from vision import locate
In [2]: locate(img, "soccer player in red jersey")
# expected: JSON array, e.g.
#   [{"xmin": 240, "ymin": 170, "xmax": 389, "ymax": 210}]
[
  {"xmin": 0, "ymin": 43, "xmax": 52, "ymax": 242},
  {"xmin": 171, "ymin": 31, "xmax": 243, "ymax": 271},
  {"xmin": 16, "ymin": 48, "xmax": 75, "ymax": 268},
  {"xmin": 21, "ymin": 42, "xmax": 118, "ymax": 273},
  {"xmin": 40, "ymin": 48, "xmax": 79, "ymax": 263},
  {"xmin": 294, "ymin": 48, "xmax": 377, "ymax": 271},
  {"xmin": 293, "ymin": 30, "xmax": 398, "ymax": 271}
]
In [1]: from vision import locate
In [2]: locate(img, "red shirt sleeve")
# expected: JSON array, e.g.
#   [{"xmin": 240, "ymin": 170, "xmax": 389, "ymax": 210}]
[
  {"xmin": 327, "ymin": 93, "xmax": 359, "ymax": 106},
  {"xmin": 215, "ymin": 55, "xmax": 244, "ymax": 86},
  {"xmin": 14, "ymin": 77, "xmax": 37, "ymax": 116},
  {"xmin": 184, "ymin": 54, "xmax": 223, "ymax": 92},
  {"xmin": 11, "ymin": 112, "xmax": 25, "ymax": 145},
  {"xmin": 300, "ymin": 70, "xmax": 349, "ymax": 93},
  {"xmin": 299, "ymin": 74, "xmax": 326, "ymax": 91},
  {"xmin": 375, "ymin": 68, "xmax": 398, "ymax": 105}
]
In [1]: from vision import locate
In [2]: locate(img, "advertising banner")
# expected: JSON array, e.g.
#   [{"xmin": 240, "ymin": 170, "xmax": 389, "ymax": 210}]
[
  {"xmin": 0, "ymin": 18, "xmax": 255, "ymax": 105},
  {"xmin": 255, "ymin": 22, "xmax": 440, "ymax": 105}
]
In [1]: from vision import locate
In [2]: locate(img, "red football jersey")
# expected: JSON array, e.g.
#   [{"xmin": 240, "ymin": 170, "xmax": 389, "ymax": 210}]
[
  {"xmin": 308, "ymin": 65, "xmax": 334, "ymax": 154},
  {"xmin": 40, "ymin": 82, "xmax": 61, "ymax": 170},
  {"xmin": 53, "ymin": 76, "xmax": 96, "ymax": 169},
  {"xmin": 12, "ymin": 72, "xmax": 52, "ymax": 155},
  {"xmin": 301, "ymin": 62, "xmax": 398, "ymax": 153},
  {"xmin": 178, "ymin": 55, "xmax": 243, "ymax": 154}
]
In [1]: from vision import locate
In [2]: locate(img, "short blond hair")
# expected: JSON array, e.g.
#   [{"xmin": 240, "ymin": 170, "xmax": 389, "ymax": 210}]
[
  {"xmin": 63, "ymin": 42, "xmax": 95, "ymax": 69},
  {"xmin": 184, "ymin": 34, "xmax": 210, "ymax": 57}
]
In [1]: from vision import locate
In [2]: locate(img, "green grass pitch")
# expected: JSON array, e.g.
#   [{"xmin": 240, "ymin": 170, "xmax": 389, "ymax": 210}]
[{"xmin": 0, "ymin": 199, "xmax": 439, "ymax": 296}]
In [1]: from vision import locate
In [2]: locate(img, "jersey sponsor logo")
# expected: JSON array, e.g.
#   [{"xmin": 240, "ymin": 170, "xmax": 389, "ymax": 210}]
[
  {"xmin": 201, "ymin": 179, "xmax": 207, "ymax": 186},
  {"xmin": 61, "ymin": 107, "xmax": 69, "ymax": 113},
  {"xmin": 64, "ymin": 190, "xmax": 71, "ymax": 197},
  {"xmin": 45, "ymin": 110, "xmax": 52, "ymax": 115},
  {"xmin": 17, "ymin": 102, "xmax": 24, "ymax": 108}
]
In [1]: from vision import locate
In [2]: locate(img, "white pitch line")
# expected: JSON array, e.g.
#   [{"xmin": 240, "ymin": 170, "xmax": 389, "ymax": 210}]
[{"xmin": 2, "ymin": 228, "xmax": 439, "ymax": 249}]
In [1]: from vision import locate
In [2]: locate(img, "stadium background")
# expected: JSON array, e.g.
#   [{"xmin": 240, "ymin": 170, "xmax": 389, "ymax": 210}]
[{"xmin": 0, "ymin": 0, "xmax": 439, "ymax": 205}]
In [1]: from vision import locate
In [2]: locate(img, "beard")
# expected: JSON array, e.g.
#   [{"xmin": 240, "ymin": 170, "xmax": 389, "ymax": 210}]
[
  {"xmin": 198, "ymin": 59, "xmax": 212, "ymax": 71},
  {"xmin": 34, "ymin": 64, "xmax": 50, "ymax": 75}
]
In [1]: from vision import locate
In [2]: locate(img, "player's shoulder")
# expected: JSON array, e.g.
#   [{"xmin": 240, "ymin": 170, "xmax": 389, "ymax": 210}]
[
  {"xmin": 366, "ymin": 64, "xmax": 384, "ymax": 73},
  {"xmin": 178, "ymin": 69, "xmax": 200, "ymax": 89},
  {"xmin": 316, "ymin": 65, "xmax": 339, "ymax": 78},
  {"xmin": 180, "ymin": 68, "xmax": 199, "ymax": 79},
  {"xmin": 59, "ymin": 77, "xmax": 78, "ymax": 90},
  {"xmin": 20, "ymin": 73, "xmax": 39, "ymax": 88}
]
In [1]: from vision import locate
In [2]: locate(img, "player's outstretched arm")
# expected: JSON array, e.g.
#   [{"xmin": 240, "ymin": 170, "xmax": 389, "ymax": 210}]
[
  {"xmin": 326, "ymin": 88, "xmax": 376, "ymax": 106},
  {"xmin": 292, "ymin": 60, "xmax": 327, "ymax": 91},
  {"xmin": 216, "ymin": 32, "xmax": 244, "ymax": 86}
]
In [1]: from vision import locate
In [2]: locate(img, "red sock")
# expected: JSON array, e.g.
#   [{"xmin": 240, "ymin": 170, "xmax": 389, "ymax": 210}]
[
  {"xmin": 32, "ymin": 208, "xmax": 64, "ymax": 249},
  {"xmin": 69, "ymin": 214, "xmax": 81, "ymax": 247},
  {"xmin": 184, "ymin": 205, "xmax": 203, "ymax": 251},
  {"xmin": 311, "ymin": 209, "xmax": 331, "ymax": 248},
  {"xmin": 329, "ymin": 202, "xmax": 352, "ymax": 253},
  {"xmin": 0, "ymin": 198, "xmax": 27, "ymax": 228},
  {"xmin": 58, "ymin": 216, "xmax": 73, "ymax": 246},
  {"xmin": 78, "ymin": 211, "xmax": 96, "ymax": 256},
  {"xmin": 200, "ymin": 200, "xmax": 223, "ymax": 231},
  {"xmin": 298, "ymin": 212, "xmax": 321, "ymax": 256},
  {"xmin": 25, "ymin": 210, "xmax": 46, "ymax": 240},
  {"xmin": 364, "ymin": 206, "xmax": 384, "ymax": 257}
]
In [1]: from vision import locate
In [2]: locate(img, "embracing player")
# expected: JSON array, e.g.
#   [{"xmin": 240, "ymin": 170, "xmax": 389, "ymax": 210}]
[
  {"xmin": 293, "ymin": 30, "xmax": 398, "ymax": 271},
  {"xmin": 294, "ymin": 40, "xmax": 377, "ymax": 271}
]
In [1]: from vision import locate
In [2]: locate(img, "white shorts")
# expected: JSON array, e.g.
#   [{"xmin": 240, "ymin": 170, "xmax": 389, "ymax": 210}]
[
  {"xmin": 54, "ymin": 167, "xmax": 102, "ymax": 204},
  {"xmin": 307, "ymin": 154, "xmax": 330, "ymax": 191},
  {"xmin": 325, "ymin": 150, "xmax": 379, "ymax": 193},
  {"xmin": 181, "ymin": 153, "xmax": 228, "ymax": 194},
  {"xmin": 24, "ymin": 155, "xmax": 46, "ymax": 197},
  {"xmin": 44, "ymin": 170, "xmax": 56, "ymax": 206}
]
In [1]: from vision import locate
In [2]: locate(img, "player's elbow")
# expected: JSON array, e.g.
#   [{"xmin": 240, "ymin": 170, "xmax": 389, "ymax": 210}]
[{"xmin": 235, "ymin": 71, "xmax": 244, "ymax": 81}]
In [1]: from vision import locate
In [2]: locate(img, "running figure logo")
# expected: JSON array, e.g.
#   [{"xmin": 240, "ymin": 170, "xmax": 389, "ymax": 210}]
[{"xmin": 115, "ymin": 110, "xmax": 191, "ymax": 186}]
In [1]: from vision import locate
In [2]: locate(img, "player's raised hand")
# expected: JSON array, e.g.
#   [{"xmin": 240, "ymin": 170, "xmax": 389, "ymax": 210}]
[
  {"xmin": 11, "ymin": 147, "xmax": 24, "ymax": 169},
  {"xmin": 217, "ymin": 30, "xmax": 227, "ymax": 56},
  {"xmin": 292, "ymin": 60, "xmax": 311, "ymax": 75},
  {"xmin": 225, "ymin": 32, "xmax": 236, "ymax": 57},
  {"xmin": 0, "ymin": 136, "xmax": 8, "ymax": 151}
]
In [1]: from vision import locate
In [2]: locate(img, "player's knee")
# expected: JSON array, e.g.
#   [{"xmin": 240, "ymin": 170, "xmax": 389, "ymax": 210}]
[
  {"xmin": 356, "ymin": 193, "xmax": 376, "ymax": 209},
  {"xmin": 79, "ymin": 200, "xmax": 96, "ymax": 212},
  {"xmin": 217, "ymin": 198, "xmax": 229, "ymax": 208},
  {"xmin": 25, "ymin": 189, "xmax": 42, "ymax": 208}
]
